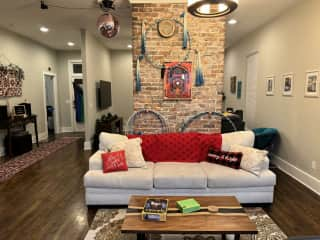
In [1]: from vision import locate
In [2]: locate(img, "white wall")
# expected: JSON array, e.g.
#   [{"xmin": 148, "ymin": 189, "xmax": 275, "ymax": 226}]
[
  {"xmin": 110, "ymin": 50, "xmax": 133, "ymax": 123},
  {"xmin": 0, "ymin": 27, "xmax": 134, "ymax": 153},
  {"xmin": 81, "ymin": 30, "xmax": 112, "ymax": 146},
  {"xmin": 224, "ymin": 0, "xmax": 320, "ymax": 184},
  {"xmin": 56, "ymin": 50, "xmax": 81, "ymax": 129},
  {"xmin": 0, "ymin": 27, "xmax": 57, "ymax": 154}
]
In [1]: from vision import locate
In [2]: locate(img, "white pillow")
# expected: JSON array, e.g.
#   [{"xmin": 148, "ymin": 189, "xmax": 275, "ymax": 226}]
[
  {"xmin": 99, "ymin": 132, "xmax": 128, "ymax": 151},
  {"xmin": 229, "ymin": 144, "xmax": 268, "ymax": 176},
  {"xmin": 222, "ymin": 131, "xmax": 255, "ymax": 151},
  {"xmin": 110, "ymin": 138, "xmax": 146, "ymax": 168}
]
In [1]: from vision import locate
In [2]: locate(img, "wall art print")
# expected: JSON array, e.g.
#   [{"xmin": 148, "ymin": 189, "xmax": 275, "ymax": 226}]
[
  {"xmin": 305, "ymin": 70, "xmax": 319, "ymax": 97},
  {"xmin": 164, "ymin": 62, "xmax": 192, "ymax": 100},
  {"xmin": 230, "ymin": 76, "xmax": 236, "ymax": 94},
  {"xmin": 282, "ymin": 73, "xmax": 293, "ymax": 96},
  {"xmin": 266, "ymin": 76, "xmax": 275, "ymax": 96},
  {"xmin": 237, "ymin": 81, "xmax": 242, "ymax": 99},
  {"xmin": 0, "ymin": 65, "xmax": 24, "ymax": 97}
]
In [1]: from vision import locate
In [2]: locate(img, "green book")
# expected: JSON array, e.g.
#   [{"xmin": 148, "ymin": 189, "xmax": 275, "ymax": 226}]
[{"xmin": 176, "ymin": 198, "xmax": 201, "ymax": 214}]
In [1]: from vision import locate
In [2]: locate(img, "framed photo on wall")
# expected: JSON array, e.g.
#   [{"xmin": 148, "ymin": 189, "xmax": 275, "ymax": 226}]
[
  {"xmin": 164, "ymin": 62, "xmax": 192, "ymax": 100},
  {"xmin": 282, "ymin": 73, "xmax": 294, "ymax": 96},
  {"xmin": 237, "ymin": 81, "xmax": 242, "ymax": 99},
  {"xmin": 266, "ymin": 76, "xmax": 275, "ymax": 96},
  {"xmin": 305, "ymin": 71, "xmax": 319, "ymax": 97}
]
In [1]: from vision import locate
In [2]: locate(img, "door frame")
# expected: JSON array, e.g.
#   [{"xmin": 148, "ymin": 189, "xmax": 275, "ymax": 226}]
[
  {"xmin": 68, "ymin": 59, "xmax": 84, "ymax": 132},
  {"xmin": 42, "ymin": 72, "xmax": 60, "ymax": 136},
  {"xmin": 244, "ymin": 51, "xmax": 259, "ymax": 129}
]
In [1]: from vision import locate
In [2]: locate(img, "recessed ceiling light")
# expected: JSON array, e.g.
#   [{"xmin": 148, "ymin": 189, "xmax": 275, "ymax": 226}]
[
  {"xmin": 127, "ymin": 44, "xmax": 132, "ymax": 49},
  {"xmin": 40, "ymin": 26, "xmax": 49, "ymax": 33},
  {"xmin": 228, "ymin": 19, "xmax": 238, "ymax": 25},
  {"xmin": 67, "ymin": 42, "xmax": 75, "ymax": 47}
]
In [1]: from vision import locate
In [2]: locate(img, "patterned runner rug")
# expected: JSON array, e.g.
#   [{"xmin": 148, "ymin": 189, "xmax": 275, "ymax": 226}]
[
  {"xmin": 84, "ymin": 208, "xmax": 287, "ymax": 240},
  {"xmin": 0, "ymin": 137, "xmax": 81, "ymax": 183}
]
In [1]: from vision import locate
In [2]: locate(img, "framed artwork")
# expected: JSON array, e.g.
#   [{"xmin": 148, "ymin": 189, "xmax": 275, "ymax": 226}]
[
  {"xmin": 282, "ymin": 73, "xmax": 294, "ymax": 96},
  {"xmin": 266, "ymin": 76, "xmax": 275, "ymax": 96},
  {"xmin": 230, "ymin": 76, "xmax": 236, "ymax": 94},
  {"xmin": 164, "ymin": 62, "xmax": 192, "ymax": 100},
  {"xmin": 305, "ymin": 71, "xmax": 319, "ymax": 97},
  {"xmin": 0, "ymin": 68, "xmax": 23, "ymax": 97},
  {"xmin": 237, "ymin": 81, "xmax": 242, "ymax": 99}
]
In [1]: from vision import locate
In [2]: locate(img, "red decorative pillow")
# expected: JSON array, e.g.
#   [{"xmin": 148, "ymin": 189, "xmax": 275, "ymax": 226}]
[
  {"xmin": 207, "ymin": 148, "xmax": 242, "ymax": 169},
  {"xmin": 102, "ymin": 150, "xmax": 128, "ymax": 173}
]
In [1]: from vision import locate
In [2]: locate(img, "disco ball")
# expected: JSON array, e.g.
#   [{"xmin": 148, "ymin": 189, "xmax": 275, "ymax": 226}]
[{"xmin": 97, "ymin": 13, "xmax": 120, "ymax": 39}]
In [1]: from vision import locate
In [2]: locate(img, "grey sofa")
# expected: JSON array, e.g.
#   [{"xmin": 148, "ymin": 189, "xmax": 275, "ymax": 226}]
[{"xmin": 84, "ymin": 131, "xmax": 276, "ymax": 205}]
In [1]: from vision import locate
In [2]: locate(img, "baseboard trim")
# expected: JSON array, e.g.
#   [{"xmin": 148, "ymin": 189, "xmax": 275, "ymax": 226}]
[
  {"xmin": 84, "ymin": 141, "xmax": 92, "ymax": 150},
  {"xmin": 271, "ymin": 153, "xmax": 320, "ymax": 196},
  {"xmin": 60, "ymin": 127, "xmax": 74, "ymax": 133}
]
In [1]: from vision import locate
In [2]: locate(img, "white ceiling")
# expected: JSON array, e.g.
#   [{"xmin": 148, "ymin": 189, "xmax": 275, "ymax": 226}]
[
  {"xmin": 0, "ymin": 0, "xmax": 300, "ymax": 51},
  {"xmin": 225, "ymin": 0, "xmax": 300, "ymax": 48},
  {"xmin": 0, "ymin": 0, "xmax": 132, "ymax": 50}
]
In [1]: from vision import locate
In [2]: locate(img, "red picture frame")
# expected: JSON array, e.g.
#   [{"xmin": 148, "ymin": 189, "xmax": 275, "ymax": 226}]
[{"xmin": 164, "ymin": 62, "xmax": 192, "ymax": 100}]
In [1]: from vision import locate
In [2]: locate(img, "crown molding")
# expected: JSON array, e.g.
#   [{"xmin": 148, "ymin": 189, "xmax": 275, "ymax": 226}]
[{"xmin": 129, "ymin": 0, "xmax": 187, "ymax": 3}]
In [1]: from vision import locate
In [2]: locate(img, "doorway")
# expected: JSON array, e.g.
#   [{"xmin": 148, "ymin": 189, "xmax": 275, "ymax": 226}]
[
  {"xmin": 68, "ymin": 60, "xmax": 85, "ymax": 132},
  {"xmin": 245, "ymin": 52, "xmax": 259, "ymax": 129},
  {"xmin": 43, "ymin": 72, "xmax": 59, "ymax": 140}
]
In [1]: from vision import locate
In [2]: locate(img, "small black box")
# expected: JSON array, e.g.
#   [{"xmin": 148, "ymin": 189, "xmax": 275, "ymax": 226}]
[{"xmin": 5, "ymin": 131, "xmax": 32, "ymax": 156}]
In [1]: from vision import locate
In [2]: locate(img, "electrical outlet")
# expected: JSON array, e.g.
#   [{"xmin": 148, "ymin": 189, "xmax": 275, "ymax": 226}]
[{"xmin": 312, "ymin": 161, "xmax": 317, "ymax": 170}]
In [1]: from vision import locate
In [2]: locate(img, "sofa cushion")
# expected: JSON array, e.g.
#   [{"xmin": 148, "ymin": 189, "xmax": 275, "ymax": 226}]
[
  {"xmin": 156, "ymin": 133, "xmax": 202, "ymax": 162},
  {"xmin": 221, "ymin": 131, "xmax": 255, "ymax": 151},
  {"xmin": 99, "ymin": 132, "xmax": 128, "ymax": 151},
  {"xmin": 207, "ymin": 149, "xmax": 243, "ymax": 169},
  {"xmin": 198, "ymin": 133, "xmax": 222, "ymax": 161},
  {"xmin": 84, "ymin": 162, "xmax": 154, "ymax": 190},
  {"xmin": 129, "ymin": 133, "xmax": 203, "ymax": 162},
  {"xmin": 200, "ymin": 162, "xmax": 276, "ymax": 188},
  {"xmin": 230, "ymin": 144, "xmax": 269, "ymax": 176},
  {"xmin": 154, "ymin": 163, "xmax": 207, "ymax": 189},
  {"xmin": 128, "ymin": 134, "xmax": 160, "ymax": 162},
  {"xmin": 110, "ymin": 138, "xmax": 146, "ymax": 168},
  {"xmin": 102, "ymin": 150, "xmax": 128, "ymax": 173}
]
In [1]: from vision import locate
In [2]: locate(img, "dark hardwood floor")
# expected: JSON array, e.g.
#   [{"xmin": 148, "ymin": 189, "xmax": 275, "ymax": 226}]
[{"xmin": 0, "ymin": 137, "xmax": 319, "ymax": 240}]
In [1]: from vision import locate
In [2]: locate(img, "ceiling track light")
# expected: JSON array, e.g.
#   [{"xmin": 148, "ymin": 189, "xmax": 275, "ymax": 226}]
[
  {"xmin": 188, "ymin": 0, "xmax": 238, "ymax": 18},
  {"xmin": 98, "ymin": 0, "xmax": 115, "ymax": 11},
  {"xmin": 40, "ymin": 0, "xmax": 48, "ymax": 10}
]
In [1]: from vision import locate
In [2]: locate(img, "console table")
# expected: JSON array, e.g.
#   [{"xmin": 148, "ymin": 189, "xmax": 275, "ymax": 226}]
[{"xmin": 0, "ymin": 115, "xmax": 39, "ymax": 157}]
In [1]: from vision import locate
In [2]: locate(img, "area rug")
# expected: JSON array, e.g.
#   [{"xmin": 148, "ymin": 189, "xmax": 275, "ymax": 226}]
[
  {"xmin": 84, "ymin": 208, "xmax": 287, "ymax": 240},
  {"xmin": 0, "ymin": 137, "xmax": 81, "ymax": 183}
]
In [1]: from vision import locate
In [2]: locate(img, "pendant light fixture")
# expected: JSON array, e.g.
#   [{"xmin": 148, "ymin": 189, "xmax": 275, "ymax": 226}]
[{"xmin": 188, "ymin": 0, "xmax": 238, "ymax": 18}]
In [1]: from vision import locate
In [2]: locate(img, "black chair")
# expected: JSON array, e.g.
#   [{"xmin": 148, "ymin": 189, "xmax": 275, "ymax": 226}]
[{"xmin": 234, "ymin": 110, "xmax": 243, "ymax": 120}]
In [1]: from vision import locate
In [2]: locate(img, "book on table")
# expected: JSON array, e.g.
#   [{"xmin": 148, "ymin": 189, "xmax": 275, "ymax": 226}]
[{"xmin": 176, "ymin": 198, "xmax": 201, "ymax": 214}]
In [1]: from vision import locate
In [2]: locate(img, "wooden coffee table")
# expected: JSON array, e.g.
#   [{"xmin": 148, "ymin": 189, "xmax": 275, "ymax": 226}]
[{"xmin": 121, "ymin": 196, "xmax": 258, "ymax": 240}]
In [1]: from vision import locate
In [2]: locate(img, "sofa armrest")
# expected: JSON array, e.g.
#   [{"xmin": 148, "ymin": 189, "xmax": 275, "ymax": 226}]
[
  {"xmin": 262, "ymin": 156, "xmax": 270, "ymax": 171},
  {"xmin": 89, "ymin": 150, "xmax": 105, "ymax": 170}
]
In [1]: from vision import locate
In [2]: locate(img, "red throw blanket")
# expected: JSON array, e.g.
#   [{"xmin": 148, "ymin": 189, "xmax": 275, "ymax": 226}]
[{"xmin": 128, "ymin": 132, "xmax": 222, "ymax": 163}]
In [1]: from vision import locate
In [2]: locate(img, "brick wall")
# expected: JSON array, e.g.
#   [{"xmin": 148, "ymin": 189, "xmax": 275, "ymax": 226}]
[{"xmin": 131, "ymin": 3, "xmax": 225, "ymax": 133}]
